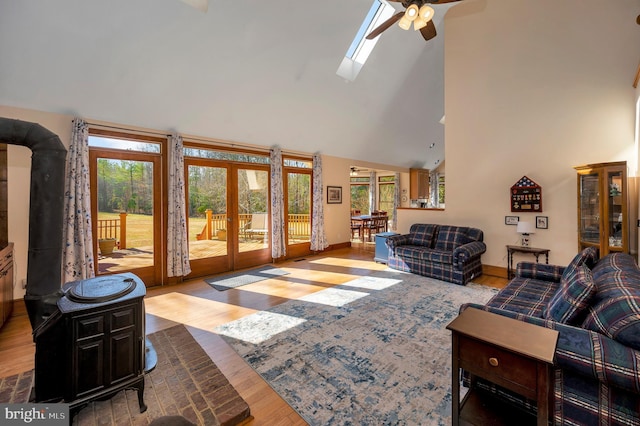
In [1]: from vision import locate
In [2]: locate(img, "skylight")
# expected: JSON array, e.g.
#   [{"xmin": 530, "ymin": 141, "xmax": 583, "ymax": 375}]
[{"xmin": 336, "ymin": 0, "xmax": 396, "ymax": 82}]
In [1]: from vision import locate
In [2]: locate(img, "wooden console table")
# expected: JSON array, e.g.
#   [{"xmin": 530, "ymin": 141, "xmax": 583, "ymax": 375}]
[
  {"xmin": 506, "ymin": 245, "xmax": 550, "ymax": 279},
  {"xmin": 447, "ymin": 307, "xmax": 558, "ymax": 426}
]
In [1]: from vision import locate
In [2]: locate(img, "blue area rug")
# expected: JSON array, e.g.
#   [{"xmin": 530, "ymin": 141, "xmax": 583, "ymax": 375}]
[
  {"xmin": 214, "ymin": 271, "xmax": 498, "ymax": 425},
  {"xmin": 204, "ymin": 266, "xmax": 290, "ymax": 291}
]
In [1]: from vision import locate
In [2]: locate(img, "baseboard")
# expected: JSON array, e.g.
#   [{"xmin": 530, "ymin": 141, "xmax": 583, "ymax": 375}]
[{"xmin": 482, "ymin": 264, "xmax": 508, "ymax": 279}]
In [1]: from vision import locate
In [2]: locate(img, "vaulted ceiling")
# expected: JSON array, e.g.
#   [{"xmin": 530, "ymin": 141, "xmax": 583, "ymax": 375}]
[{"xmin": 0, "ymin": 0, "xmax": 453, "ymax": 169}]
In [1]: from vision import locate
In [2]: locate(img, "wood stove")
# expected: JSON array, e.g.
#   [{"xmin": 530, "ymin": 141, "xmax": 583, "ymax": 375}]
[
  {"xmin": 32, "ymin": 273, "xmax": 148, "ymax": 413},
  {"xmin": 0, "ymin": 118, "xmax": 153, "ymax": 416}
]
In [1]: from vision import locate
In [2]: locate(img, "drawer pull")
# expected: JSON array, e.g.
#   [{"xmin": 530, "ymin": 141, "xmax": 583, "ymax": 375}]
[{"xmin": 489, "ymin": 357, "xmax": 499, "ymax": 367}]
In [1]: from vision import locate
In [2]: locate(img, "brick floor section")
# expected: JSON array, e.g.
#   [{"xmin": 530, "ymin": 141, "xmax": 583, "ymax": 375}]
[{"xmin": 0, "ymin": 325, "xmax": 251, "ymax": 426}]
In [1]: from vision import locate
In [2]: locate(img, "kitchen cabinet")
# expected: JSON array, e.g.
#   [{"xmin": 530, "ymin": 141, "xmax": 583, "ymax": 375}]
[
  {"xmin": 0, "ymin": 243, "xmax": 13, "ymax": 329},
  {"xmin": 410, "ymin": 168, "xmax": 430, "ymax": 199}
]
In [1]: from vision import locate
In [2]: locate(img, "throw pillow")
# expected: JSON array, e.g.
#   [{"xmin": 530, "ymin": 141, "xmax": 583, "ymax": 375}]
[
  {"xmin": 409, "ymin": 224, "xmax": 438, "ymax": 247},
  {"xmin": 561, "ymin": 246, "xmax": 599, "ymax": 281},
  {"xmin": 545, "ymin": 264, "xmax": 596, "ymax": 325}
]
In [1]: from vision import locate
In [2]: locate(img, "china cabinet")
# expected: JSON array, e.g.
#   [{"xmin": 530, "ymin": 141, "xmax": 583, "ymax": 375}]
[{"xmin": 574, "ymin": 161, "xmax": 633, "ymax": 257}]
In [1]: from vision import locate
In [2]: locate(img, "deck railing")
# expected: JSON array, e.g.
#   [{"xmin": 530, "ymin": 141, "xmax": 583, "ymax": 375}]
[
  {"xmin": 96, "ymin": 212, "xmax": 128, "ymax": 249},
  {"xmin": 196, "ymin": 210, "xmax": 310, "ymax": 241}
]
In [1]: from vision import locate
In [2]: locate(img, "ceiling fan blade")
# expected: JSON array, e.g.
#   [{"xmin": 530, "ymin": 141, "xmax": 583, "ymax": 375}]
[
  {"xmin": 366, "ymin": 12, "xmax": 404, "ymax": 40},
  {"xmin": 179, "ymin": 0, "xmax": 208, "ymax": 13},
  {"xmin": 419, "ymin": 20, "xmax": 437, "ymax": 41}
]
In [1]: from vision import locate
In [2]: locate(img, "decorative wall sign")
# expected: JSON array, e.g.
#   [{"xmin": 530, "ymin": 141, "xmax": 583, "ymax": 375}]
[{"xmin": 511, "ymin": 176, "xmax": 542, "ymax": 212}]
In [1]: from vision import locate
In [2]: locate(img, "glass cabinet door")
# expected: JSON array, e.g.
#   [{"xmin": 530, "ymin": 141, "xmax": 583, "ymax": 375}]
[
  {"xmin": 578, "ymin": 172, "xmax": 601, "ymax": 247},
  {"xmin": 575, "ymin": 161, "xmax": 630, "ymax": 257},
  {"xmin": 606, "ymin": 170, "xmax": 624, "ymax": 250}
]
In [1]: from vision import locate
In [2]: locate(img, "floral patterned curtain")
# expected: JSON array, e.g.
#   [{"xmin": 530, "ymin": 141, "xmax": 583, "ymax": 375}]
[
  {"xmin": 310, "ymin": 153, "xmax": 329, "ymax": 251},
  {"xmin": 430, "ymin": 170, "xmax": 439, "ymax": 207},
  {"xmin": 392, "ymin": 172, "xmax": 400, "ymax": 230},
  {"xmin": 369, "ymin": 170, "xmax": 377, "ymax": 214},
  {"xmin": 63, "ymin": 118, "xmax": 95, "ymax": 282},
  {"xmin": 167, "ymin": 133, "xmax": 191, "ymax": 277},
  {"xmin": 270, "ymin": 146, "xmax": 286, "ymax": 259}
]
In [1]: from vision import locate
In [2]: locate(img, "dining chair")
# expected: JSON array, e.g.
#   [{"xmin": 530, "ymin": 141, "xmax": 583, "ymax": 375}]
[{"xmin": 351, "ymin": 219, "xmax": 362, "ymax": 240}]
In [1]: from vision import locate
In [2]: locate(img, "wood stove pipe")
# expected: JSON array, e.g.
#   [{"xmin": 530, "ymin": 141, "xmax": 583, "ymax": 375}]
[{"xmin": 0, "ymin": 118, "xmax": 67, "ymax": 330}]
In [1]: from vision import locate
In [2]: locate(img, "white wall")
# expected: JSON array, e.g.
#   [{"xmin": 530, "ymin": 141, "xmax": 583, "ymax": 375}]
[{"xmin": 397, "ymin": 0, "xmax": 640, "ymax": 269}]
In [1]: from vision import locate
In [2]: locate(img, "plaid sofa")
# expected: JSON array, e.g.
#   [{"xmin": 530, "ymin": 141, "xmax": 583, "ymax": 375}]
[
  {"xmin": 385, "ymin": 224, "xmax": 486, "ymax": 285},
  {"xmin": 462, "ymin": 248, "xmax": 640, "ymax": 425}
]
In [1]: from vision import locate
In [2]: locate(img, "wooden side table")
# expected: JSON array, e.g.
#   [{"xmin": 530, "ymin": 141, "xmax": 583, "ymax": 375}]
[
  {"xmin": 506, "ymin": 245, "xmax": 550, "ymax": 279},
  {"xmin": 447, "ymin": 307, "xmax": 558, "ymax": 426}
]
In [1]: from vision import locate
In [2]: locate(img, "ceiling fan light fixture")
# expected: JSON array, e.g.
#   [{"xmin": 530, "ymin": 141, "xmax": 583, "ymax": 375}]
[
  {"xmin": 398, "ymin": 4, "xmax": 420, "ymax": 30},
  {"xmin": 414, "ymin": 5, "xmax": 435, "ymax": 30}
]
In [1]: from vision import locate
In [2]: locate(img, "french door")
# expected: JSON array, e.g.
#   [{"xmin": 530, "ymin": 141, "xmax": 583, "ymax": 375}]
[
  {"xmin": 185, "ymin": 159, "xmax": 271, "ymax": 277},
  {"xmin": 90, "ymin": 148, "xmax": 163, "ymax": 286}
]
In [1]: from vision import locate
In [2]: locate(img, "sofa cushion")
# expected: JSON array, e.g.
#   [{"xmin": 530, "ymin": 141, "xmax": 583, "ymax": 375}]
[
  {"xmin": 408, "ymin": 224, "xmax": 438, "ymax": 248},
  {"xmin": 434, "ymin": 225, "xmax": 471, "ymax": 252},
  {"xmin": 420, "ymin": 249, "xmax": 452, "ymax": 265},
  {"xmin": 486, "ymin": 277, "xmax": 559, "ymax": 318},
  {"xmin": 394, "ymin": 245, "xmax": 424, "ymax": 260},
  {"xmin": 544, "ymin": 264, "xmax": 596, "ymax": 325},
  {"xmin": 582, "ymin": 253, "xmax": 640, "ymax": 351}
]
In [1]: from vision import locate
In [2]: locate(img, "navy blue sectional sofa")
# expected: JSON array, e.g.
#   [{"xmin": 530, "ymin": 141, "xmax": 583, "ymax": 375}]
[
  {"xmin": 385, "ymin": 223, "xmax": 486, "ymax": 285},
  {"xmin": 463, "ymin": 247, "xmax": 640, "ymax": 425}
]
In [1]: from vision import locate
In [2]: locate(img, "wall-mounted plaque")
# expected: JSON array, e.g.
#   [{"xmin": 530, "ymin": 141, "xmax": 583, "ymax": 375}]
[{"xmin": 511, "ymin": 176, "xmax": 542, "ymax": 212}]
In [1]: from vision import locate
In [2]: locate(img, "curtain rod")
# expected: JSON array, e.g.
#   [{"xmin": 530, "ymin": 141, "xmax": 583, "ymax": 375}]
[{"xmin": 86, "ymin": 121, "xmax": 311, "ymax": 158}]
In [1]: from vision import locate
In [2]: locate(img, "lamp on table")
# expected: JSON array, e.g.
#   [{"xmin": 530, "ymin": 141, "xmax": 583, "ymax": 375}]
[{"xmin": 516, "ymin": 221, "xmax": 535, "ymax": 247}]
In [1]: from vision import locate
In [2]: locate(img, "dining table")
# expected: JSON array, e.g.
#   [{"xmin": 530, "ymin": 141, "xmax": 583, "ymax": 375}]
[{"xmin": 351, "ymin": 214, "xmax": 388, "ymax": 242}]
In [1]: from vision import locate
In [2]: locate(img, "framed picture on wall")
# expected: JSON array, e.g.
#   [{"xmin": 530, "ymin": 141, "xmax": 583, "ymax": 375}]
[
  {"xmin": 536, "ymin": 216, "xmax": 548, "ymax": 229},
  {"xmin": 505, "ymin": 216, "xmax": 519, "ymax": 225},
  {"xmin": 327, "ymin": 186, "xmax": 342, "ymax": 204}
]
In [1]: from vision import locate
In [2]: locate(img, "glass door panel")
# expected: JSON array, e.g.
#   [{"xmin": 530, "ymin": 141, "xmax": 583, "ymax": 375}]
[
  {"xmin": 578, "ymin": 173, "xmax": 600, "ymax": 246},
  {"xmin": 235, "ymin": 168, "xmax": 271, "ymax": 267},
  {"xmin": 187, "ymin": 164, "xmax": 228, "ymax": 259},
  {"xmin": 287, "ymin": 172, "xmax": 311, "ymax": 245},
  {"xmin": 93, "ymin": 154, "xmax": 161, "ymax": 285}
]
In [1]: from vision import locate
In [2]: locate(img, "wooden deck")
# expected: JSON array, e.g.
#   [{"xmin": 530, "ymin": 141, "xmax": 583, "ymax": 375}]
[{"xmin": 98, "ymin": 237, "xmax": 311, "ymax": 274}]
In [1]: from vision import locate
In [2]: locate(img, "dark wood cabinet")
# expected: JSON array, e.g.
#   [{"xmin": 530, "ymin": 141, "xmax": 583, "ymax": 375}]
[
  {"xmin": 447, "ymin": 308, "xmax": 558, "ymax": 426},
  {"xmin": 0, "ymin": 243, "xmax": 13, "ymax": 329}
]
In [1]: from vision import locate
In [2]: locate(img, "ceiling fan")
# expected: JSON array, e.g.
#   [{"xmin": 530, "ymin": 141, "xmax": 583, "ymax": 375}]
[{"xmin": 366, "ymin": 0, "xmax": 463, "ymax": 42}]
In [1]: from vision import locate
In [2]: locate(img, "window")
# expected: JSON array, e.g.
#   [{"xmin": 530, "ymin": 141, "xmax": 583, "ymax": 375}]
[
  {"xmin": 378, "ymin": 175, "xmax": 395, "ymax": 220},
  {"xmin": 336, "ymin": 0, "xmax": 396, "ymax": 82},
  {"xmin": 184, "ymin": 146, "xmax": 269, "ymax": 164},
  {"xmin": 350, "ymin": 176, "xmax": 370, "ymax": 214},
  {"xmin": 438, "ymin": 175, "xmax": 445, "ymax": 206}
]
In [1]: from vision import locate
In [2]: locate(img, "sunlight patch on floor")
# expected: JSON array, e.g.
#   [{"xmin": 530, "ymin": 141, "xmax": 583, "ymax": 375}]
[
  {"xmin": 298, "ymin": 287, "xmax": 369, "ymax": 307},
  {"xmin": 239, "ymin": 280, "xmax": 330, "ymax": 299},
  {"xmin": 145, "ymin": 292, "xmax": 257, "ymax": 329},
  {"xmin": 214, "ymin": 311, "xmax": 306, "ymax": 344},
  {"xmin": 339, "ymin": 276, "xmax": 402, "ymax": 290},
  {"xmin": 308, "ymin": 256, "xmax": 387, "ymax": 270}
]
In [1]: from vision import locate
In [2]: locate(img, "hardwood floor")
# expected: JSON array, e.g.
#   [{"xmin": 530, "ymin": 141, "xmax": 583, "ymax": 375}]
[{"xmin": 0, "ymin": 245, "xmax": 507, "ymax": 425}]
